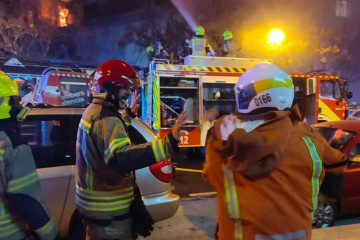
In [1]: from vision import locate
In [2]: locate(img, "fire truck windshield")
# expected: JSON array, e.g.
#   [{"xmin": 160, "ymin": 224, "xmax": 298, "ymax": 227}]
[{"xmin": 320, "ymin": 80, "xmax": 342, "ymax": 99}]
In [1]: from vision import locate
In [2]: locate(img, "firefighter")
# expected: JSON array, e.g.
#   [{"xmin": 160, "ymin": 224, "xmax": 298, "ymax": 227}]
[
  {"xmin": 0, "ymin": 71, "xmax": 59, "ymax": 240},
  {"xmin": 76, "ymin": 59, "xmax": 187, "ymax": 240},
  {"xmin": 221, "ymin": 30, "xmax": 241, "ymax": 58},
  {"xmin": 202, "ymin": 63, "xmax": 347, "ymax": 240},
  {"xmin": 146, "ymin": 45, "xmax": 155, "ymax": 63},
  {"xmin": 190, "ymin": 26, "xmax": 210, "ymax": 56}
]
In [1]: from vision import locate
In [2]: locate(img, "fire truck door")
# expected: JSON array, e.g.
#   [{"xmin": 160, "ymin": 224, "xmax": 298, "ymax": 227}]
[
  {"xmin": 303, "ymin": 77, "xmax": 317, "ymax": 124},
  {"xmin": 41, "ymin": 75, "xmax": 61, "ymax": 106}
]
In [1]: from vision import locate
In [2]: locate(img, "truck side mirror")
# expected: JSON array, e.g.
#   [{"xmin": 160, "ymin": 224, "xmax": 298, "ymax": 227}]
[
  {"xmin": 306, "ymin": 77, "xmax": 316, "ymax": 95},
  {"xmin": 346, "ymin": 91, "xmax": 353, "ymax": 99}
]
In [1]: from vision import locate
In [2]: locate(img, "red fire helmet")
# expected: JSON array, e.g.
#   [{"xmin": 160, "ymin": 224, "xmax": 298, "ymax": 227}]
[{"xmin": 92, "ymin": 59, "xmax": 142, "ymax": 100}]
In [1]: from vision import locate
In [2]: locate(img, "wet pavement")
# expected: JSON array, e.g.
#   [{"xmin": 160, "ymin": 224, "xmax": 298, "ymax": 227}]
[{"xmin": 139, "ymin": 197, "xmax": 360, "ymax": 240}]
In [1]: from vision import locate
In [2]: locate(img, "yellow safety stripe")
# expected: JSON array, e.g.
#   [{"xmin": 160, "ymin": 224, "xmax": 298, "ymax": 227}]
[
  {"xmin": 253, "ymin": 78, "xmax": 293, "ymax": 94},
  {"xmin": 301, "ymin": 137, "xmax": 323, "ymax": 216},
  {"xmin": 77, "ymin": 191, "xmax": 133, "ymax": 202},
  {"xmin": 151, "ymin": 141, "xmax": 166, "ymax": 162},
  {"xmin": 152, "ymin": 76, "xmax": 160, "ymax": 130},
  {"xmin": 319, "ymin": 100, "xmax": 341, "ymax": 121},
  {"xmin": 156, "ymin": 64, "xmax": 248, "ymax": 74},
  {"xmin": 0, "ymin": 225, "xmax": 21, "ymax": 238},
  {"xmin": 222, "ymin": 164, "xmax": 242, "ymax": 239},
  {"xmin": 35, "ymin": 219, "xmax": 57, "ymax": 238},
  {"xmin": 222, "ymin": 164, "xmax": 241, "ymax": 218},
  {"xmin": 76, "ymin": 194, "xmax": 134, "ymax": 205},
  {"xmin": 76, "ymin": 185, "xmax": 133, "ymax": 195},
  {"xmin": 234, "ymin": 221, "xmax": 243, "ymax": 240},
  {"xmin": 0, "ymin": 97, "xmax": 11, "ymax": 120},
  {"xmin": 0, "ymin": 214, "xmax": 22, "ymax": 238},
  {"xmin": 76, "ymin": 186, "xmax": 134, "ymax": 200},
  {"xmin": 0, "ymin": 149, "xmax": 4, "ymax": 162},
  {"xmin": 0, "ymin": 201, "xmax": 4, "ymax": 216},
  {"xmin": 80, "ymin": 119, "xmax": 91, "ymax": 134},
  {"xmin": 85, "ymin": 166, "xmax": 93, "ymax": 189},
  {"xmin": 104, "ymin": 138, "xmax": 131, "ymax": 163},
  {"xmin": 7, "ymin": 171, "xmax": 38, "ymax": 192},
  {"xmin": 79, "ymin": 125, "xmax": 93, "ymax": 189},
  {"xmin": 76, "ymin": 196, "xmax": 133, "ymax": 212},
  {"xmin": 0, "ymin": 214, "xmax": 12, "ymax": 225}
]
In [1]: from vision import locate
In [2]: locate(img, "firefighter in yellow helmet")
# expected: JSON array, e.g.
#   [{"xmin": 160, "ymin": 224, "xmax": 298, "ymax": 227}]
[
  {"xmin": 0, "ymin": 71, "xmax": 59, "ymax": 240},
  {"xmin": 202, "ymin": 63, "xmax": 346, "ymax": 239},
  {"xmin": 190, "ymin": 26, "xmax": 210, "ymax": 56},
  {"xmin": 221, "ymin": 30, "xmax": 241, "ymax": 58},
  {"xmin": 146, "ymin": 45, "xmax": 155, "ymax": 63}
]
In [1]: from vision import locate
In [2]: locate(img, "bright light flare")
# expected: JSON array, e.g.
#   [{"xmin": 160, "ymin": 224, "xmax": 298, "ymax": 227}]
[{"xmin": 268, "ymin": 29, "xmax": 285, "ymax": 44}]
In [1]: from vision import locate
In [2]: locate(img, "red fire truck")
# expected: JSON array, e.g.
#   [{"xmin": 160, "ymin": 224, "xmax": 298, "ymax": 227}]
[
  {"xmin": 144, "ymin": 56, "xmax": 351, "ymax": 148},
  {"xmin": 32, "ymin": 68, "xmax": 91, "ymax": 107}
]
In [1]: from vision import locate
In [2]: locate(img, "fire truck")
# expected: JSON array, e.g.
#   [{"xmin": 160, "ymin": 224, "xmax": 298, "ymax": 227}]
[
  {"xmin": 1, "ymin": 59, "xmax": 93, "ymax": 107},
  {"xmin": 144, "ymin": 56, "xmax": 272, "ymax": 147},
  {"xmin": 291, "ymin": 73, "xmax": 351, "ymax": 124},
  {"xmin": 32, "ymin": 67, "xmax": 91, "ymax": 107},
  {"xmin": 143, "ymin": 56, "xmax": 351, "ymax": 148}
]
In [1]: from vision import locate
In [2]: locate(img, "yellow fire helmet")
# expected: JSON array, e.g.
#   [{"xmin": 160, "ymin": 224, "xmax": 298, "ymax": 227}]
[
  {"xmin": 234, "ymin": 63, "xmax": 294, "ymax": 114},
  {"xmin": 0, "ymin": 71, "xmax": 19, "ymax": 119},
  {"xmin": 223, "ymin": 30, "xmax": 233, "ymax": 40},
  {"xmin": 195, "ymin": 26, "xmax": 205, "ymax": 36},
  {"xmin": 146, "ymin": 45, "xmax": 154, "ymax": 53}
]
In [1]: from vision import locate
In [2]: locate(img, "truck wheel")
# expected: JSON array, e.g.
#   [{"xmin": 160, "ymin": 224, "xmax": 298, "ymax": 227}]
[{"xmin": 312, "ymin": 202, "xmax": 338, "ymax": 228}]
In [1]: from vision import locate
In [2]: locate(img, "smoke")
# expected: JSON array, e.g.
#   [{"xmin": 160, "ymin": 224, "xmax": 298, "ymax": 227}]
[{"xmin": 171, "ymin": 0, "xmax": 360, "ymax": 73}]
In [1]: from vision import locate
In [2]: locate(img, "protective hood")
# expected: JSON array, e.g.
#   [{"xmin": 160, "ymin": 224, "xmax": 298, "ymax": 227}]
[{"xmin": 210, "ymin": 110, "xmax": 292, "ymax": 179}]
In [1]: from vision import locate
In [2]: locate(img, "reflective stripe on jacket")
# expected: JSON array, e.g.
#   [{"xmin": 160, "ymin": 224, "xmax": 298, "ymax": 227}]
[
  {"xmin": 0, "ymin": 129, "xmax": 58, "ymax": 240},
  {"xmin": 203, "ymin": 108, "xmax": 345, "ymax": 240},
  {"xmin": 0, "ymin": 201, "xmax": 25, "ymax": 240},
  {"xmin": 76, "ymin": 99, "xmax": 176, "ymax": 220}
]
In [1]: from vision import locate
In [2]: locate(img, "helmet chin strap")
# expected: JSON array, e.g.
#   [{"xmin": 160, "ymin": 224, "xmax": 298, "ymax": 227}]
[{"xmin": 16, "ymin": 103, "xmax": 32, "ymax": 121}]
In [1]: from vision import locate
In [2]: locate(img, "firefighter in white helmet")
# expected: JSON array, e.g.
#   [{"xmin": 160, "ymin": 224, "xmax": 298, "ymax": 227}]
[
  {"xmin": 0, "ymin": 71, "xmax": 59, "ymax": 240},
  {"xmin": 76, "ymin": 59, "xmax": 187, "ymax": 240},
  {"xmin": 202, "ymin": 63, "xmax": 346, "ymax": 239}
]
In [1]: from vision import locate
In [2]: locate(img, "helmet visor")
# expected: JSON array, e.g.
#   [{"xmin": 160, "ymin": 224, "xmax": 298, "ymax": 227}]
[
  {"xmin": 236, "ymin": 84, "xmax": 256, "ymax": 111},
  {"xmin": 122, "ymin": 73, "xmax": 142, "ymax": 90}
]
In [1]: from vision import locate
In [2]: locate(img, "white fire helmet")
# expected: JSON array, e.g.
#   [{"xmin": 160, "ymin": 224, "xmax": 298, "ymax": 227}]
[{"xmin": 234, "ymin": 63, "xmax": 294, "ymax": 114}]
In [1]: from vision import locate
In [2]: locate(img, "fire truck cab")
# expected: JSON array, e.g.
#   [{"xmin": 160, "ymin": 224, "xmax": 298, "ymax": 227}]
[{"xmin": 291, "ymin": 73, "xmax": 351, "ymax": 124}]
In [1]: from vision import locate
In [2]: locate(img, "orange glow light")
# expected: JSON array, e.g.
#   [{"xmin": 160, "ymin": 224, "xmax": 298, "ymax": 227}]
[{"xmin": 58, "ymin": 6, "xmax": 69, "ymax": 27}]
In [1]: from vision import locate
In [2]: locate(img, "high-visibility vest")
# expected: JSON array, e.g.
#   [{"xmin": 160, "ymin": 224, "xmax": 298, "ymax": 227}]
[{"xmin": 191, "ymin": 37, "xmax": 207, "ymax": 56}]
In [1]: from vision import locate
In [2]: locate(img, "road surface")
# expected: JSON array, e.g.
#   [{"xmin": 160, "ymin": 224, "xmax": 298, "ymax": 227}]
[{"xmin": 139, "ymin": 197, "xmax": 360, "ymax": 240}]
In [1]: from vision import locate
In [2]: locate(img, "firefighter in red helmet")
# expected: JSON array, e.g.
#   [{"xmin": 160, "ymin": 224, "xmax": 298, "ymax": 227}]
[{"xmin": 76, "ymin": 59, "xmax": 187, "ymax": 240}]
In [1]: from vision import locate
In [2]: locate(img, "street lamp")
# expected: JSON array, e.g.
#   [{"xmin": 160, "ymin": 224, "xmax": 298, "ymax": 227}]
[{"xmin": 267, "ymin": 28, "xmax": 285, "ymax": 45}]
